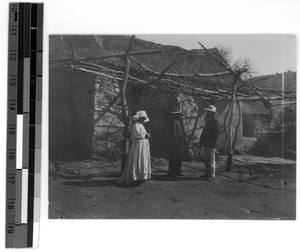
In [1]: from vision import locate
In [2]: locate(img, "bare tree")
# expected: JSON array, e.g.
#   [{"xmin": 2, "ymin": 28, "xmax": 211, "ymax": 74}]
[
  {"xmin": 216, "ymin": 45, "xmax": 233, "ymax": 63},
  {"xmin": 232, "ymin": 57, "xmax": 257, "ymax": 80},
  {"xmin": 217, "ymin": 45, "xmax": 257, "ymax": 80}
]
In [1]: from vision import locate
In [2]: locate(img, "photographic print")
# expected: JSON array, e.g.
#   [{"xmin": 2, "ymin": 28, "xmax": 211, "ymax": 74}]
[{"xmin": 49, "ymin": 35, "xmax": 296, "ymax": 219}]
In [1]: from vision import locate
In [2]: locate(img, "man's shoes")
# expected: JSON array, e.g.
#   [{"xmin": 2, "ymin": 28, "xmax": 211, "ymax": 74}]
[{"xmin": 205, "ymin": 177, "xmax": 214, "ymax": 181}]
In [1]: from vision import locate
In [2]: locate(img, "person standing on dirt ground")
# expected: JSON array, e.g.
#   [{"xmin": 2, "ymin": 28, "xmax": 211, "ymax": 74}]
[
  {"xmin": 199, "ymin": 105, "xmax": 219, "ymax": 181},
  {"xmin": 168, "ymin": 106, "xmax": 184, "ymax": 177},
  {"xmin": 117, "ymin": 110, "xmax": 151, "ymax": 186}
]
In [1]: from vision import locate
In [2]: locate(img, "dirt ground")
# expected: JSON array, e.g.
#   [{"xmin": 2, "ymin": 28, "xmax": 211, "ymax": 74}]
[{"xmin": 49, "ymin": 155, "xmax": 296, "ymax": 219}]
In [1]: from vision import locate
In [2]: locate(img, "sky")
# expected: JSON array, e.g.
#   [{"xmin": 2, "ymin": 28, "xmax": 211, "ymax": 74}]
[{"xmin": 137, "ymin": 34, "xmax": 296, "ymax": 76}]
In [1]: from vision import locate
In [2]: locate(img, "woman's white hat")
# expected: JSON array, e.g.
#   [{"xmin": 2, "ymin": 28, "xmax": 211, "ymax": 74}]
[
  {"xmin": 204, "ymin": 105, "xmax": 217, "ymax": 113},
  {"xmin": 132, "ymin": 110, "xmax": 150, "ymax": 122}
]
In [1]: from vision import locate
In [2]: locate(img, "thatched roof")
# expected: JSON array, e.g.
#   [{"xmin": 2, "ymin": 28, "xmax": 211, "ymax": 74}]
[
  {"xmin": 49, "ymin": 35, "xmax": 276, "ymax": 115},
  {"xmin": 49, "ymin": 35, "xmax": 228, "ymax": 75}
]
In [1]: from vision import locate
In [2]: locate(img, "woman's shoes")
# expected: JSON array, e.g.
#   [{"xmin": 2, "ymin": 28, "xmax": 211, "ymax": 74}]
[{"xmin": 199, "ymin": 174, "xmax": 214, "ymax": 181}]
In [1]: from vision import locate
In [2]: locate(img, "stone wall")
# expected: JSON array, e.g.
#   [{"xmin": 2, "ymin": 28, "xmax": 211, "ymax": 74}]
[{"xmin": 49, "ymin": 68, "xmax": 95, "ymax": 160}]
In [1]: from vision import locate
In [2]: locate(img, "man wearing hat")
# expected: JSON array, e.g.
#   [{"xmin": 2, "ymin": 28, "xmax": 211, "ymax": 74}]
[
  {"xmin": 168, "ymin": 106, "xmax": 184, "ymax": 177},
  {"xmin": 199, "ymin": 105, "xmax": 219, "ymax": 181}
]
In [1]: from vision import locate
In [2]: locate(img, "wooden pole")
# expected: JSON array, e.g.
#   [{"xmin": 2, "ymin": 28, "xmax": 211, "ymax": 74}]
[
  {"xmin": 197, "ymin": 42, "xmax": 249, "ymax": 172},
  {"xmin": 120, "ymin": 36, "xmax": 135, "ymax": 173},
  {"xmin": 226, "ymin": 72, "xmax": 241, "ymax": 171},
  {"xmin": 50, "ymin": 49, "xmax": 163, "ymax": 63},
  {"xmin": 94, "ymin": 93, "xmax": 121, "ymax": 126},
  {"xmin": 198, "ymin": 41, "xmax": 271, "ymax": 106},
  {"xmin": 130, "ymin": 57, "xmax": 231, "ymax": 78},
  {"xmin": 149, "ymin": 55, "xmax": 192, "ymax": 86}
]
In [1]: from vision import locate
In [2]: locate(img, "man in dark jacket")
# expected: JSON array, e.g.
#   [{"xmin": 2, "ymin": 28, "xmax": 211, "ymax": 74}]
[
  {"xmin": 168, "ymin": 106, "xmax": 184, "ymax": 177},
  {"xmin": 199, "ymin": 105, "xmax": 219, "ymax": 181}
]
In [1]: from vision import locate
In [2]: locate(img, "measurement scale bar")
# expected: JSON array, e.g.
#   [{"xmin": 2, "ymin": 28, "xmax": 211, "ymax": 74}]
[{"xmin": 6, "ymin": 2, "xmax": 43, "ymax": 248}]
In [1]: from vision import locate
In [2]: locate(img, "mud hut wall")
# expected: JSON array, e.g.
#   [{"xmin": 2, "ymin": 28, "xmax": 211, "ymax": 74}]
[
  {"xmin": 193, "ymin": 98, "xmax": 243, "ymax": 154},
  {"xmin": 242, "ymin": 113, "xmax": 256, "ymax": 137},
  {"xmin": 49, "ymin": 68, "xmax": 95, "ymax": 159},
  {"xmin": 92, "ymin": 81, "xmax": 181, "ymax": 159},
  {"xmin": 92, "ymin": 77, "xmax": 123, "ymax": 160},
  {"xmin": 242, "ymin": 101, "xmax": 272, "ymax": 135},
  {"xmin": 49, "ymin": 68, "xmax": 73, "ymax": 157},
  {"xmin": 71, "ymin": 70, "xmax": 96, "ymax": 158}
]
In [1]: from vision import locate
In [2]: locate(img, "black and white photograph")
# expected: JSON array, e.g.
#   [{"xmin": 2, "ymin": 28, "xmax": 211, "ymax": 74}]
[
  {"xmin": 1, "ymin": 0, "xmax": 300, "ymax": 251},
  {"xmin": 49, "ymin": 34, "xmax": 296, "ymax": 219}
]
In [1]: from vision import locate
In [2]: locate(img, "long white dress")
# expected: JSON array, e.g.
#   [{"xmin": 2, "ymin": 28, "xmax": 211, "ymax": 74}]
[{"xmin": 117, "ymin": 122, "xmax": 151, "ymax": 184}]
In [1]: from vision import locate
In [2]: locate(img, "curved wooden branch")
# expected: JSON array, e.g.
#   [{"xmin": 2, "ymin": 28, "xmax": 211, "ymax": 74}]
[
  {"xmin": 198, "ymin": 41, "xmax": 271, "ymax": 107},
  {"xmin": 49, "ymin": 49, "xmax": 164, "ymax": 63},
  {"xmin": 130, "ymin": 57, "xmax": 231, "ymax": 78}
]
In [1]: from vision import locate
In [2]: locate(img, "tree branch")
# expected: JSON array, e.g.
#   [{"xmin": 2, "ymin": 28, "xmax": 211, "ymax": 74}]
[
  {"xmin": 198, "ymin": 41, "xmax": 270, "ymax": 106},
  {"xmin": 130, "ymin": 57, "xmax": 231, "ymax": 78},
  {"xmin": 50, "ymin": 49, "xmax": 163, "ymax": 63}
]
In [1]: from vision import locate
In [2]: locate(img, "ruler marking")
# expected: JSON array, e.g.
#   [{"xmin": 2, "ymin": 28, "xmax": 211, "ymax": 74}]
[
  {"xmin": 15, "ymin": 169, "xmax": 22, "ymax": 224},
  {"xmin": 30, "ymin": 101, "xmax": 36, "ymax": 125},
  {"xmin": 32, "ymin": 222, "xmax": 39, "ymax": 248},
  {"xmin": 23, "ymin": 114, "xmax": 29, "ymax": 168},
  {"xmin": 28, "ymin": 3, "xmax": 40, "ymax": 248},
  {"xmin": 27, "ymin": 222, "xmax": 33, "ymax": 247},
  {"xmin": 29, "ymin": 125, "xmax": 36, "ymax": 149},
  {"xmin": 15, "ymin": 225, "xmax": 27, "ymax": 248},
  {"xmin": 6, "ymin": 4, "xmax": 19, "ymax": 247},
  {"xmin": 24, "ymin": 3, "xmax": 31, "ymax": 58},
  {"xmin": 31, "ymin": 3, "xmax": 37, "ymax": 28},
  {"xmin": 31, "ymin": 30, "xmax": 37, "ymax": 51},
  {"xmin": 17, "ymin": 3, "xmax": 24, "ymax": 114},
  {"xmin": 21, "ymin": 168, "xmax": 28, "ymax": 223},
  {"xmin": 16, "ymin": 115, "xmax": 23, "ymax": 169},
  {"xmin": 30, "ymin": 76, "xmax": 36, "ymax": 100},
  {"xmin": 22, "ymin": 9, "xmax": 31, "ymax": 245},
  {"xmin": 7, "ymin": 2, "xmax": 43, "ymax": 248},
  {"xmin": 23, "ymin": 59, "xmax": 30, "ymax": 113},
  {"xmin": 29, "ymin": 149, "xmax": 35, "ymax": 173}
]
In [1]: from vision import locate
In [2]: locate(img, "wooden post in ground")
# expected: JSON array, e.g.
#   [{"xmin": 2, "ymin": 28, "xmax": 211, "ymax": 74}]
[
  {"xmin": 226, "ymin": 72, "xmax": 241, "ymax": 171},
  {"xmin": 118, "ymin": 41, "xmax": 191, "ymax": 173},
  {"xmin": 120, "ymin": 36, "xmax": 135, "ymax": 173},
  {"xmin": 198, "ymin": 42, "xmax": 250, "ymax": 172}
]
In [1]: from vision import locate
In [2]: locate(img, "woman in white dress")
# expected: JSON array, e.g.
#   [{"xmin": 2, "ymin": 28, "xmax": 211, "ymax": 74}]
[{"xmin": 117, "ymin": 110, "xmax": 151, "ymax": 185}]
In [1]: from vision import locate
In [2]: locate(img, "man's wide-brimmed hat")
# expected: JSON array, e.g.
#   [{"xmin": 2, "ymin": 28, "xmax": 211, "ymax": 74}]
[
  {"xmin": 171, "ymin": 106, "xmax": 182, "ymax": 114},
  {"xmin": 204, "ymin": 105, "xmax": 217, "ymax": 113},
  {"xmin": 133, "ymin": 110, "xmax": 150, "ymax": 122}
]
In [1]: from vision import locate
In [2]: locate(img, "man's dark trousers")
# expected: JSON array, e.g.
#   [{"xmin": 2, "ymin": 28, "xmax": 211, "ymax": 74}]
[{"xmin": 168, "ymin": 142, "xmax": 182, "ymax": 176}]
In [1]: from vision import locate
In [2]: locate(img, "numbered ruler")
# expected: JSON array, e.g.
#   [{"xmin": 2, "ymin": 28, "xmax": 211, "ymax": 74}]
[{"xmin": 6, "ymin": 2, "xmax": 43, "ymax": 248}]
